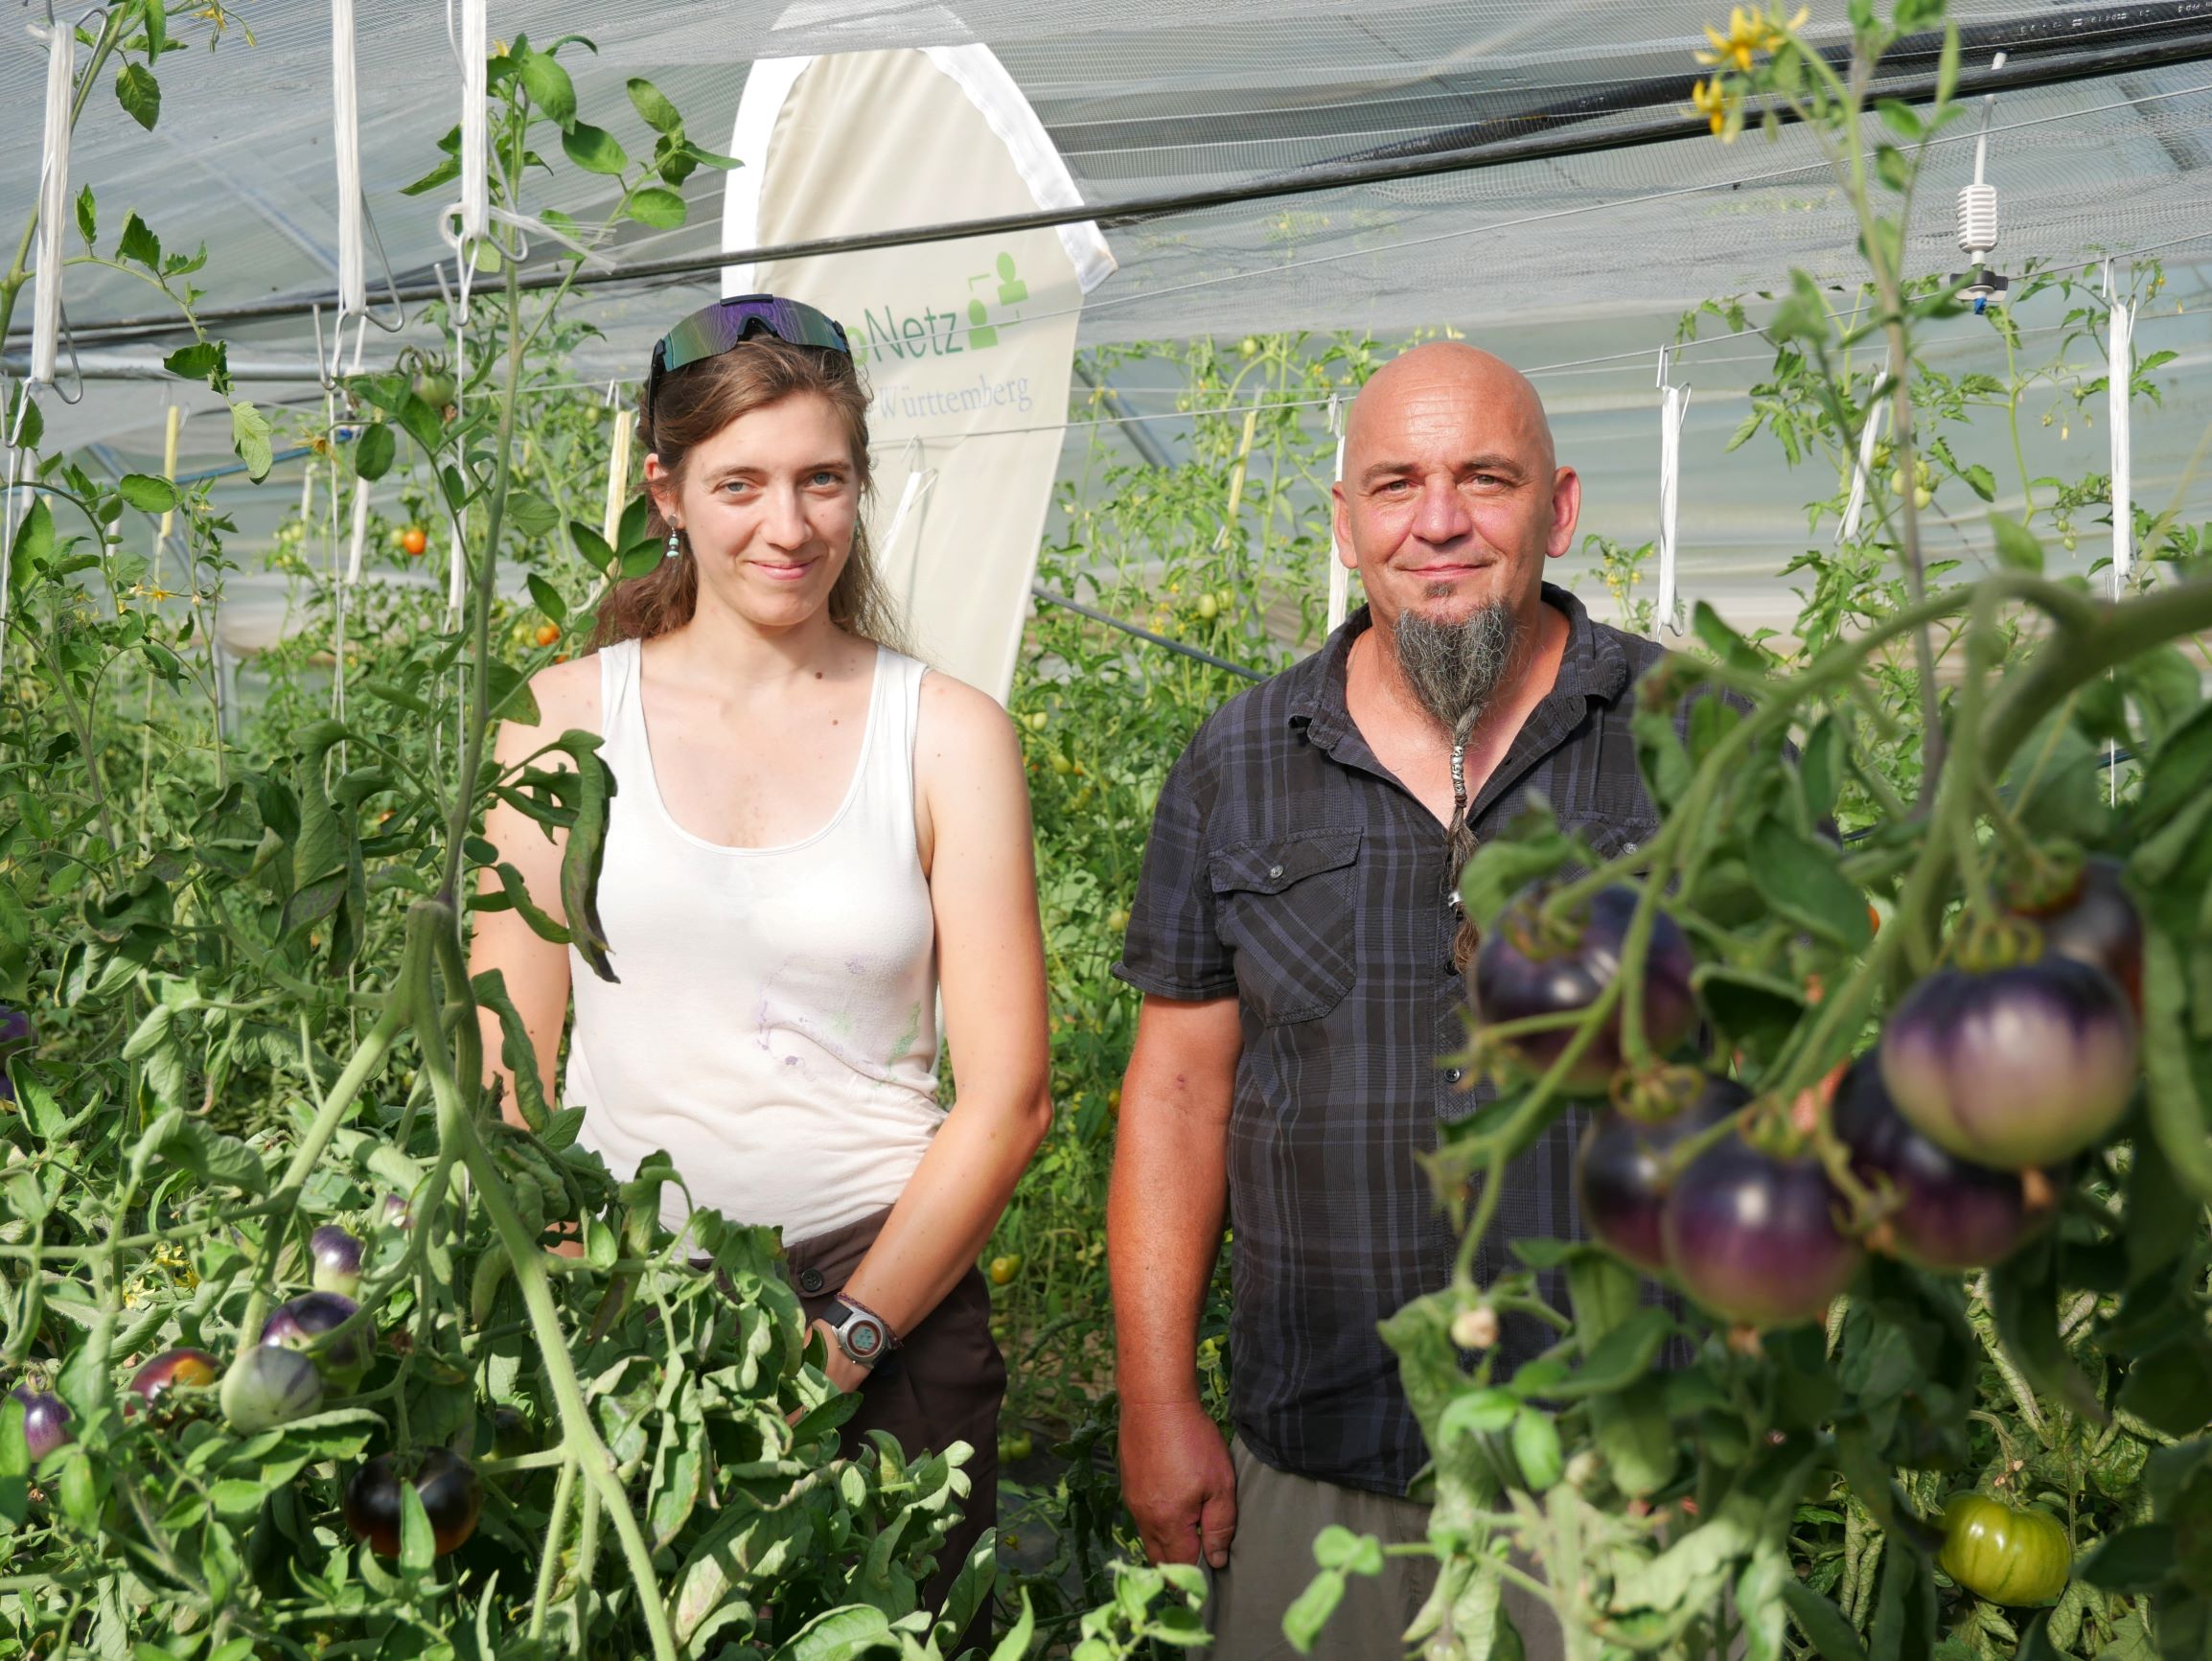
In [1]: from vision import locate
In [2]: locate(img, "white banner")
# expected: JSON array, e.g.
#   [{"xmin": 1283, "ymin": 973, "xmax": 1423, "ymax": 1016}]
[{"xmin": 725, "ymin": 47, "xmax": 1114, "ymax": 703}]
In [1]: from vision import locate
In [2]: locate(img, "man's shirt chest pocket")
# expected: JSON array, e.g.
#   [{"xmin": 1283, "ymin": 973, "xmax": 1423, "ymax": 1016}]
[{"xmin": 1208, "ymin": 828, "xmax": 1363, "ymax": 1026}]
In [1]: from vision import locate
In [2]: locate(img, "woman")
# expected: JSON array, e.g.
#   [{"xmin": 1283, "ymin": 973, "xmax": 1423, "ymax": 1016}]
[{"xmin": 470, "ymin": 294, "xmax": 1053, "ymax": 1615}]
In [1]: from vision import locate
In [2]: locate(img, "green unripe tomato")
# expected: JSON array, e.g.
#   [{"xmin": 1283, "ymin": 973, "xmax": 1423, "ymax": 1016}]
[
  {"xmin": 1889, "ymin": 469, "xmax": 1909, "ymax": 497},
  {"xmin": 1238, "ymin": 336, "xmax": 1259, "ymax": 358},
  {"xmin": 1939, "ymin": 1493, "xmax": 2072, "ymax": 1605},
  {"xmin": 1106, "ymin": 907, "xmax": 1131, "ymax": 934},
  {"xmin": 1914, "ymin": 485, "xmax": 1934, "ymax": 510},
  {"xmin": 1195, "ymin": 593, "xmax": 1219, "ymax": 621}
]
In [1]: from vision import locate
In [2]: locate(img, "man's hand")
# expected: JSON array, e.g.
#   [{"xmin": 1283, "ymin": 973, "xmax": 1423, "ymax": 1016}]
[{"xmin": 1120, "ymin": 1397, "xmax": 1237, "ymax": 1569}]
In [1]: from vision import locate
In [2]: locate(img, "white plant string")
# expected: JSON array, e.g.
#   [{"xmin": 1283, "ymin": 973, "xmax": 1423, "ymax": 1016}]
[
  {"xmin": 333, "ymin": 0, "xmax": 366, "ymax": 321},
  {"xmin": 31, "ymin": 17, "xmax": 73, "ymax": 388},
  {"xmin": 1655, "ymin": 350, "xmax": 1691, "ymax": 634}
]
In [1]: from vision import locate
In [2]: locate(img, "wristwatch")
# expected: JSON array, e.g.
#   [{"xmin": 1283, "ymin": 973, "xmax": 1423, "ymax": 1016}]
[{"xmin": 824, "ymin": 1297, "xmax": 897, "ymax": 1370}]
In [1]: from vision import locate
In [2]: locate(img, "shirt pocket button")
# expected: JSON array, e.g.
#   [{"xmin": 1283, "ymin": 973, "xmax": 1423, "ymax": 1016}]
[{"xmin": 797, "ymin": 1267, "xmax": 825, "ymax": 1294}]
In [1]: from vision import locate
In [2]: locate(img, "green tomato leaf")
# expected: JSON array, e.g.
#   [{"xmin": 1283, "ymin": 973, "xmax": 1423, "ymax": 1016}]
[
  {"xmin": 625, "ymin": 186, "xmax": 687, "ymax": 229},
  {"xmin": 117, "ymin": 212, "xmax": 162, "ymax": 271},
  {"xmin": 569, "ymin": 521, "xmax": 616, "ymax": 575},
  {"xmin": 1509, "ymin": 1407, "xmax": 1565, "ymax": 1492},
  {"xmin": 353, "ymin": 421, "xmax": 396, "ymax": 482},
  {"xmin": 1988, "ymin": 510, "xmax": 2045, "ymax": 573},
  {"xmin": 562, "ymin": 122, "xmax": 629, "ymax": 176},
  {"xmin": 1747, "ymin": 819, "xmax": 1872, "ymax": 948},
  {"xmin": 164, "ymin": 339, "xmax": 228, "ymax": 391},
  {"xmin": 400, "ymin": 154, "xmax": 462, "ymax": 197},
  {"xmin": 1281, "ymin": 1567, "xmax": 1346, "ymax": 1653},
  {"xmin": 73, "ymin": 184, "xmax": 95, "ymax": 247},
  {"xmin": 628, "ymin": 77, "xmax": 683, "ymax": 134},
  {"xmin": 117, "ymin": 473, "xmax": 177, "ymax": 514},
  {"xmin": 397, "ymin": 1479, "xmax": 435, "ymax": 1573},
  {"xmin": 230, "ymin": 402, "xmax": 275, "ymax": 483},
  {"xmin": 115, "ymin": 61, "xmax": 161, "ymax": 130},
  {"xmin": 1988, "ymin": 1231, "xmax": 2108, "ymax": 1425},
  {"xmin": 1783, "ymin": 1578, "xmax": 1870, "ymax": 1661},
  {"xmin": 526, "ymin": 573, "xmax": 566, "ymax": 625},
  {"xmin": 1935, "ymin": 20, "xmax": 1962, "ymax": 107},
  {"xmin": 518, "ymin": 50, "xmax": 577, "ymax": 127}
]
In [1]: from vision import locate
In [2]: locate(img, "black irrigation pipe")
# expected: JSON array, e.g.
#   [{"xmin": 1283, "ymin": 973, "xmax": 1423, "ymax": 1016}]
[
  {"xmin": 1029, "ymin": 585, "xmax": 1267, "ymax": 681},
  {"xmin": 19, "ymin": 0, "xmax": 2212, "ymax": 351}
]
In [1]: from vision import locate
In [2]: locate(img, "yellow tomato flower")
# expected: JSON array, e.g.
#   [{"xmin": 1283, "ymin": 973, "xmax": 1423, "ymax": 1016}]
[
  {"xmin": 1697, "ymin": 5, "xmax": 1808, "ymax": 68},
  {"xmin": 1691, "ymin": 78, "xmax": 1740, "ymax": 139},
  {"xmin": 1697, "ymin": 9, "xmax": 1764, "ymax": 72}
]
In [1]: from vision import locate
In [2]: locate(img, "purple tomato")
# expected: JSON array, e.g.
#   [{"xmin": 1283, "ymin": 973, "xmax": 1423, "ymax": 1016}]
[
  {"xmin": 9, "ymin": 1385, "xmax": 71, "ymax": 1462},
  {"xmin": 343, "ymin": 1448, "xmax": 484, "ymax": 1558},
  {"xmin": 2007, "ymin": 855, "xmax": 2143, "ymax": 1017},
  {"xmin": 262, "ymin": 1292, "xmax": 372, "ymax": 1390},
  {"xmin": 219, "ymin": 1345, "xmax": 324, "ymax": 1432},
  {"xmin": 1880, "ymin": 957, "xmax": 2137, "ymax": 1169},
  {"xmin": 309, "ymin": 1225, "xmax": 364, "ymax": 1299},
  {"xmin": 1577, "ymin": 1075, "xmax": 1749, "ymax": 1274},
  {"xmin": 1472, "ymin": 885, "xmax": 1699, "ymax": 1095},
  {"xmin": 1832, "ymin": 1056, "xmax": 2062, "ymax": 1272},
  {"xmin": 127, "ymin": 1347, "xmax": 220, "ymax": 1409},
  {"xmin": 1660, "ymin": 1132, "xmax": 1863, "ymax": 1328}
]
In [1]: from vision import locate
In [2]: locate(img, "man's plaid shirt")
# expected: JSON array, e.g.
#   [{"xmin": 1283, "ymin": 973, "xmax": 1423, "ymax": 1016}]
[{"xmin": 1114, "ymin": 583, "xmax": 1669, "ymax": 1497}]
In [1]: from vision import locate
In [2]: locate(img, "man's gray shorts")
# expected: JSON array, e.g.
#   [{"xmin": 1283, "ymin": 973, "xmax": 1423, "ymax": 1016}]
[{"xmin": 1203, "ymin": 1440, "xmax": 1561, "ymax": 1661}]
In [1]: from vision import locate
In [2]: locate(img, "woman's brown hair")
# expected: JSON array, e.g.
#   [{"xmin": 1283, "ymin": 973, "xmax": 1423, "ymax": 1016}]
[{"xmin": 588, "ymin": 334, "xmax": 905, "ymax": 650}]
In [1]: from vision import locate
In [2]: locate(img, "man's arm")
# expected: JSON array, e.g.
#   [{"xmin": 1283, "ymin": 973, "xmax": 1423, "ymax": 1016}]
[{"xmin": 1109, "ymin": 992, "xmax": 1242, "ymax": 1569}]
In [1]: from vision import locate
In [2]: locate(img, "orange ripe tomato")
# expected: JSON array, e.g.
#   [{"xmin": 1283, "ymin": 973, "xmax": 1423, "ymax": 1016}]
[
  {"xmin": 401, "ymin": 526, "xmax": 429, "ymax": 557},
  {"xmin": 535, "ymin": 623, "xmax": 561, "ymax": 647}
]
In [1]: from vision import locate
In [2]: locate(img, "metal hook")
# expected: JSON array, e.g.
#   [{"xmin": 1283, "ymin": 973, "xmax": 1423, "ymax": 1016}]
[
  {"xmin": 353, "ymin": 196, "xmax": 409, "ymax": 335},
  {"xmin": 48, "ymin": 300, "xmax": 84, "ymax": 404}
]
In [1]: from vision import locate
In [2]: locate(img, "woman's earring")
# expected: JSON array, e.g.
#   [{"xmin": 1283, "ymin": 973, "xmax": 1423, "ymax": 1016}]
[{"xmin": 664, "ymin": 526, "xmax": 681, "ymax": 560}]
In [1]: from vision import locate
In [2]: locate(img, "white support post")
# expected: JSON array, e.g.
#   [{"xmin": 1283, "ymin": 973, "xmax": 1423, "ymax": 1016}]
[{"xmin": 602, "ymin": 406, "xmax": 634, "ymax": 549}]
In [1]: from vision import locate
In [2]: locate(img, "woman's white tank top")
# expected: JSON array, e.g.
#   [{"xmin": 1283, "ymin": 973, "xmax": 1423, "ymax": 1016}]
[{"xmin": 564, "ymin": 637, "xmax": 942, "ymax": 1245}]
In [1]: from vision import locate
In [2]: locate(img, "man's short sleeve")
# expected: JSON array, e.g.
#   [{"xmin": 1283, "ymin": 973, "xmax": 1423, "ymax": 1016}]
[{"xmin": 1113, "ymin": 743, "xmax": 1236, "ymax": 1002}]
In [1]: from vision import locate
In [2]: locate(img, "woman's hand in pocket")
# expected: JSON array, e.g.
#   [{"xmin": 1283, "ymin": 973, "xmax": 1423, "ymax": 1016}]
[{"xmin": 786, "ymin": 1318, "xmax": 873, "ymax": 1424}]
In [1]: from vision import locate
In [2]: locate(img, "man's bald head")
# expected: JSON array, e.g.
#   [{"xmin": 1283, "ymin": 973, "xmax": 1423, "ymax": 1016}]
[
  {"xmin": 1343, "ymin": 341, "xmax": 1556, "ymax": 482},
  {"xmin": 1329, "ymin": 338, "xmax": 1582, "ymax": 681}
]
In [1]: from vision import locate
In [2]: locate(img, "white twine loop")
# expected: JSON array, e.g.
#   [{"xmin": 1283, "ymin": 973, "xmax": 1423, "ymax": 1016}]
[
  {"xmin": 1655, "ymin": 348, "xmax": 1691, "ymax": 634},
  {"xmin": 31, "ymin": 17, "xmax": 74, "ymax": 387},
  {"xmin": 332, "ymin": 0, "xmax": 366, "ymax": 320},
  {"xmin": 1839, "ymin": 390, "xmax": 1888, "ymax": 543}
]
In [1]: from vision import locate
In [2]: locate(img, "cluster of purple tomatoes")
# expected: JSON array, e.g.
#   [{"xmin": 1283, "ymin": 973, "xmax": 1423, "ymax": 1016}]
[
  {"xmin": 8, "ymin": 1210, "xmax": 483, "ymax": 1559},
  {"xmin": 1473, "ymin": 860, "xmax": 2142, "ymax": 1330}
]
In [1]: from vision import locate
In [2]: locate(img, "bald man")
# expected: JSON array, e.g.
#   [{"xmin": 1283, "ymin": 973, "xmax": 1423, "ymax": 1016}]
[{"xmin": 1107, "ymin": 344, "xmax": 1665, "ymax": 1661}]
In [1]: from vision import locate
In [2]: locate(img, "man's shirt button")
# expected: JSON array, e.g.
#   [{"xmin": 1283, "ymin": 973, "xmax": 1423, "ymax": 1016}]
[
  {"xmin": 1267, "ymin": 864, "xmax": 1284, "ymax": 880},
  {"xmin": 1445, "ymin": 1068, "xmax": 1464, "ymax": 1085},
  {"xmin": 797, "ymin": 1267, "xmax": 825, "ymax": 1294}
]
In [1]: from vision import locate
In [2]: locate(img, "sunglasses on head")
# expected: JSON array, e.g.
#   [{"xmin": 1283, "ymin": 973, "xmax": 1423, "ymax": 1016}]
[{"xmin": 645, "ymin": 293, "xmax": 852, "ymax": 429}]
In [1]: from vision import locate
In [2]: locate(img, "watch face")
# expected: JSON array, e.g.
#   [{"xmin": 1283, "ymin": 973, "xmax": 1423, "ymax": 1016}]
[{"xmin": 846, "ymin": 1318, "xmax": 885, "ymax": 1359}]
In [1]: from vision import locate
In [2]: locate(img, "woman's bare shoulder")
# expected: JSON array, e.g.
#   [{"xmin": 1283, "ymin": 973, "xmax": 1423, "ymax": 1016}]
[
  {"xmin": 914, "ymin": 665, "xmax": 1015, "ymax": 751},
  {"xmin": 521, "ymin": 652, "xmax": 603, "ymax": 736}
]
